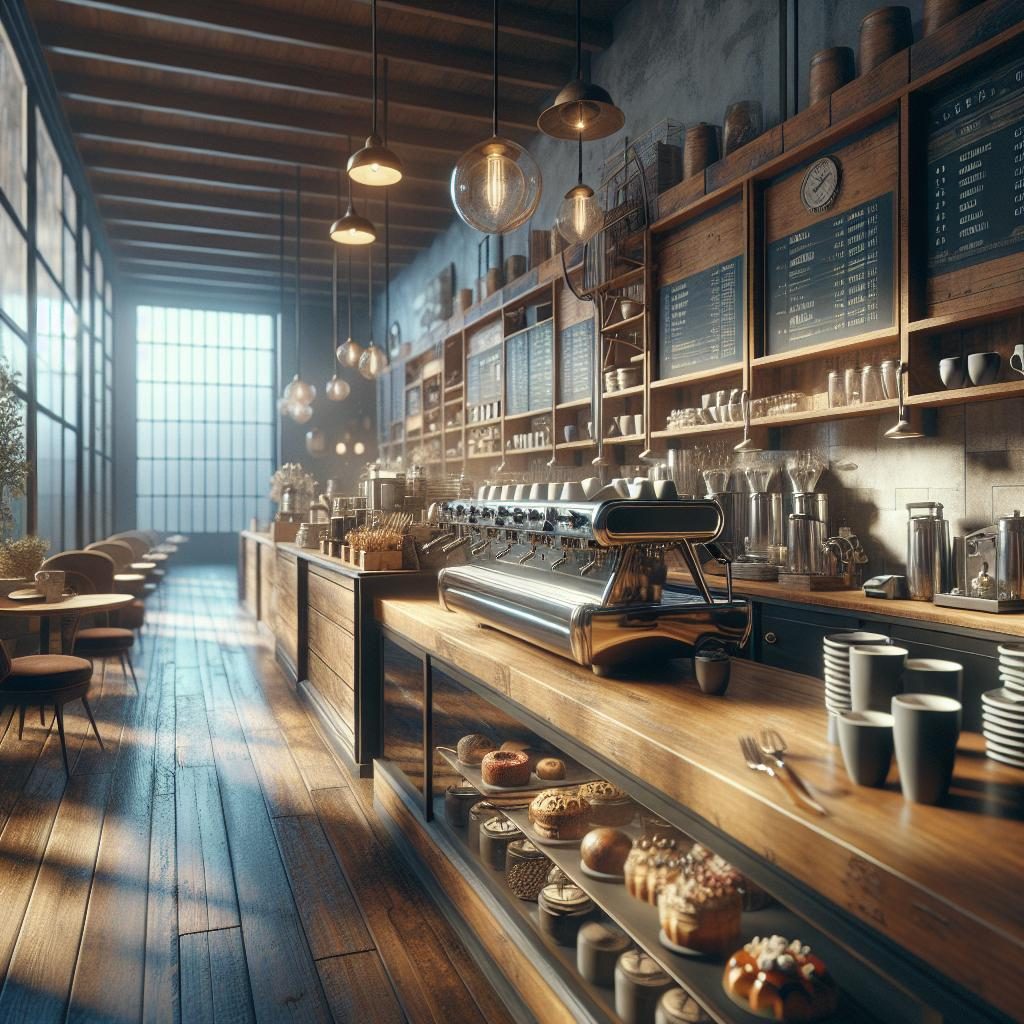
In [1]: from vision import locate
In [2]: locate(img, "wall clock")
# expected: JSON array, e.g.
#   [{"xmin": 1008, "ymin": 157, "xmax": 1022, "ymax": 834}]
[
  {"xmin": 800, "ymin": 156, "xmax": 842, "ymax": 213},
  {"xmin": 388, "ymin": 321, "xmax": 402, "ymax": 357}
]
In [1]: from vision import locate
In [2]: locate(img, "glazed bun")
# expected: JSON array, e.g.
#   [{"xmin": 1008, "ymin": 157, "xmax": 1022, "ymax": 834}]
[{"xmin": 535, "ymin": 757, "xmax": 567, "ymax": 780}]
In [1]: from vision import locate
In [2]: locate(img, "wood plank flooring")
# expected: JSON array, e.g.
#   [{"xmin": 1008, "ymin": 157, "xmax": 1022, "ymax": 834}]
[{"xmin": 0, "ymin": 565, "xmax": 511, "ymax": 1024}]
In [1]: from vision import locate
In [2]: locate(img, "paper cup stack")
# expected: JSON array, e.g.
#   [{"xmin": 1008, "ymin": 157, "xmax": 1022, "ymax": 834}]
[
  {"xmin": 982, "ymin": 643, "xmax": 1024, "ymax": 768},
  {"xmin": 822, "ymin": 631, "xmax": 891, "ymax": 718}
]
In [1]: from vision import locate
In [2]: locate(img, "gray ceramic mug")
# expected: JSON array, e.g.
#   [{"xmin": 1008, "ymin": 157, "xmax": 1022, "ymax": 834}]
[
  {"xmin": 850, "ymin": 644, "xmax": 907, "ymax": 712},
  {"xmin": 837, "ymin": 710, "xmax": 894, "ymax": 787},
  {"xmin": 892, "ymin": 694, "xmax": 961, "ymax": 804},
  {"xmin": 902, "ymin": 658, "xmax": 963, "ymax": 729}
]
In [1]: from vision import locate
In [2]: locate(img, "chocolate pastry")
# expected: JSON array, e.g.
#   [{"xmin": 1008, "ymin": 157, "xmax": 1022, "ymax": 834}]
[
  {"xmin": 457, "ymin": 733, "xmax": 496, "ymax": 765},
  {"xmin": 580, "ymin": 827, "xmax": 632, "ymax": 876}
]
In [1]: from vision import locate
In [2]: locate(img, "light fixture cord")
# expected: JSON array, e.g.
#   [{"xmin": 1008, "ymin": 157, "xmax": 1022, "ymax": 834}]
[
  {"xmin": 347, "ymin": 133, "xmax": 355, "ymax": 208},
  {"xmin": 577, "ymin": 130, "xmax": 584, "ymax": 186},
  {"xmin": 576, "ymin": 0, "xmax": 582, "ymax": 79},
  {"xmin": 278, "ymin": 189, "xmax": 285, "ymax": 365},
  {"xmin": 368, "ymin": 240, "xmax": 374, "ymax": 344},
  {"xmin": 492, "ymin": 0, "xmax": 499, "ymax": 136},
  {"xmin": 371, "ymin": 0, "xmax": 378, "ymax": 136},
  {"xmin": 333, "ymin": 169, "xmax": 341, "ymax": 354},
  {"xmin": 294, "ymin": 165, "xmax": 301, "ymax": 360}
]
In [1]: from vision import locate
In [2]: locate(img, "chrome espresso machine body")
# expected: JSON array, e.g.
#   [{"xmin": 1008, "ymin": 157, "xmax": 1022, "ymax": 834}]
[{"xmin": 434, "ymin": 482, "xmax": 751, "ymax": 675}]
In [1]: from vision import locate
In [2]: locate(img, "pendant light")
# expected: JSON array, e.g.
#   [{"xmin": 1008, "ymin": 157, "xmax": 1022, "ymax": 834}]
[
  {"xmin": 451, "ymin": 0, "xmax": 541, "ymax": 234},
  {"xmin": 325, "ymin": 171, "xmax": 352, "ymax": 401},
  {"xmin": 884, "ymin": 361, "xmax": 923, "ymax": 440},
  {"xmin": 539, "ymin": 0, "xmax": 624, "ymax": 141},
  {"xmin": 305, "ymin": 427, "xmax": 327, "ymax": 454},
  {"xmin": 347, "ymin": 0, "xmax": 403, "ymax": 186},
  {"xmin": 555, "ymin": 130, "xmax": 603, "ymax": 244},
  {"xmin": 358, "ymin": 208, "xmax": 389, "ymax": 380},
  {"xmin": 286, "ymin": 169, "xmax": 316, "ymax": 413},
  {"xmin": 331, "ymin": 134, "xmax": 377, "ymax": 245},
  {"xmin": 336, "ymin": 243, "xmax": 364, "ymax": 367}
]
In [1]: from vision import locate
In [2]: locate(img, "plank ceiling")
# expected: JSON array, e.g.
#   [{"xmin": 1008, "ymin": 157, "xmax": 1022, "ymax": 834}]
[{"xmin": 26, "ymin": 0, "xmax": 631, "ymax": 305}]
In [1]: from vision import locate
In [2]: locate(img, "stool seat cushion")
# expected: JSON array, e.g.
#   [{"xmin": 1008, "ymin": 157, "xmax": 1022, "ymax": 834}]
[
  {"xmin": 4, "ymin": 655, "xmax": 93, "ymax": 691},
  {"xmin": 75, "ymin": 626, "xmax": 135, "ymax": 653},
  {"xmin": 119, "ymin": 600, "xmax": 145, "ymax": 630}
]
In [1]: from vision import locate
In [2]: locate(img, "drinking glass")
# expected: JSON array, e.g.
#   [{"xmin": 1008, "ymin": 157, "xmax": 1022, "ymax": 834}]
[
  {"xmin": 861, "ymin": 364, "xmax": 884, "ymax": 403},
  {"xmin": 827, "ymin": 370, "xmax": 845, "ymax": 408}
]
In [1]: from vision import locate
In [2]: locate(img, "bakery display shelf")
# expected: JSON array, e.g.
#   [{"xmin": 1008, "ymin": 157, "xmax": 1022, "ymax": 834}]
[
  {"xmin": 430, "ymin": 794, "xmax": 620, "ymax": 1024},
  {"xmin": 437, "ymin": 747, "xmax": 599, "ymax": 798},
  {"xmin": 498, "ymin": 806, "xmax": 884, "ymax": 1024}
]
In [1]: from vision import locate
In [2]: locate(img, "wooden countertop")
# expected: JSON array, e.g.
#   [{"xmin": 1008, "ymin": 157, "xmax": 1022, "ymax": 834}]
[
  {"xmin": 376, "ymin": 595, "xmax": 1024, "ymax": 1020},
  {"xmin": 276, "ymin": 542, "xmax": 424, "ymax": 580},
  {"xmin": 240, "ymin": 529, "xmax": 275, "ymax": 547},
  {"xmin": 669, "ymin": 570, "xmax": 1024, "ymax": 639}
]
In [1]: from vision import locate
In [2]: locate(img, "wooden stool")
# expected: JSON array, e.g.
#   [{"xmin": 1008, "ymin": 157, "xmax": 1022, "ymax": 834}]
[{"xmin": 0, "ymin": 655, "xmax": 102, "ymax": 777}]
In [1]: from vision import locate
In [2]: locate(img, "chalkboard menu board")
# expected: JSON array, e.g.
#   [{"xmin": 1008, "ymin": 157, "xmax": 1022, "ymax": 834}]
[
  {"xmin": 390, "ymin": 364, "xmax": 403, "ymax": 424},
  {"xmin": 466, "ymin": 344, "xmax": 501, "ymax": 407},
  {"xmin": 658, "ymin": 256, "xmax": 743, "ymax": 378},
  {"xmin": 559, "ymin": 319, "xmax": 594, "ymax": 403},
  {"xmin": 505, "ymin": 322, "xmax": 554, "ymax": 413},
  {"xmin": 405, "ymin": 385, "xmax": 422, "ymax": 418},
  {"xmin": 766, "ymin": 193, "xmax": 894, "ymax": 354},
  {"xmin": 926, "ymin": 53, "xmax": 1024, "ymax": 277},
  {"xmin": 529, "ymin": 322, "xmax": 553, "ymax": 410}
]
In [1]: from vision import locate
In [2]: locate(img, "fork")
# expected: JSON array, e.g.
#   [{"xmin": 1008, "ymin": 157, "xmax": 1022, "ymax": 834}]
[
  {"xmin": 739, "ymin": 736, "xmax": 825, "ymax": 815},
  {"xmin": 759, "ymin": 728, "xmax": 828, "ymax": 816}
]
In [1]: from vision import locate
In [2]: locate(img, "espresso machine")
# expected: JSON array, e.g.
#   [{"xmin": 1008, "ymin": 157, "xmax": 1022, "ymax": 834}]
[
  {"xmin": 934, "ymin": 509, "xmax": 1024, "ymax": 613},
  {"xmin": 433, "ymin": 479, "xmax": 751, "ymax": 676},
  {"xmin": 361, "ymin": 464, "xmax": 406, "ymax": 511}
]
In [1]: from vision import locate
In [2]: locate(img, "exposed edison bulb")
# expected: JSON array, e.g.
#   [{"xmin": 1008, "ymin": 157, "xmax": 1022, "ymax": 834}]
[
  {"xmin": 283, "ymin": 377, "xmax": 299, "ymax": 400},
  {"xmin": 556, "ymin": 183, "xmax": 603, "ymax": 245},
  {"xmin": 287, "ymin": 376, "xmax": 317, "ymax": 405},
  {"xmin": 277, "ymin": 396, "xmax": 293, "ymax": 418},
  {"xmin": 358, "ymin": 342, "xmax": 389, "ymax": 381},
  {"xmin": 353, "ymin": 441, "xmax": 366, "ymax": 455},
  {"xmin": 451, "ymin": 136, "xmax": 541, "ymax": 235},
  {"xmin": 305, "ymin": 428, "xmax": 326, "ymax": 455},
  {"xmin": 325, "ymin": 374, "xmax": 351, "ymax": 401},
  {"xmin": 290, "ymin": 403, "xmax": 313, "ymax": 424},
  {"xmin": 337, "ymin": 338, "xmax": 364, "ymax": 368},
  {"xmin": 335, "ymin": 441, "xmax": 347, "ymax": 455}
]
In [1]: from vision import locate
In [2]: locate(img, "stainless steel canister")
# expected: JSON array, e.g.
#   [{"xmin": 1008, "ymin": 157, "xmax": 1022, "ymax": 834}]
[
  {"xmin": 996, "ymin": 509, "xmax": 1024, "ymax": 599},
  {"xmin": 787, "ymin": 514, "xmax": 826, "ymax": 574},
  {"xmin": 906, "ymin": 502, "xmax": 951, "ymax": 601},
  {"xmin": 746, "ymin": 493, "xmax": 783, "ymax": 555}
]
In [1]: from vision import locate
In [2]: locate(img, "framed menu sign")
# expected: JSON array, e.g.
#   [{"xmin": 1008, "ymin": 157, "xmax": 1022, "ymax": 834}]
[
  {"xmin": 528, "ymin": 322, "xmax": 553, "ymax": 410},
  {"xmin": 766, "ymin": 193, "xmax": 894, "ymax": 354},
  {"xmin": 926, "ymin": 52, "xmax": 1024, "ymax": 277},
  {"xmin": 505, "ymin": 331, "xmax": 530, "ymax": 415},
  {"xmin": 559, "ymin": 319, "xmax": 594, "ymax": 403},
  {"xmin": 658, "ymin": 256, "xmax": 743, "ymax": 378}
]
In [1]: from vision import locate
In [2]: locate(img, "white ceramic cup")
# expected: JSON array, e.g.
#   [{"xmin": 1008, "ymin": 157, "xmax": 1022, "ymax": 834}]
[
  {"xmin": 902, "ymin": 658, "xmax": 963, "ymax": 728},
  {"xmin": 34, "ymin": 570, "xmax": 65, "ymax": 603},
  {"xmin": 850, "ymin": 644, "xmax": 908, "ymax": 712},
  {"xmin": 892, "ymin": 694, "xmax": 961, "ymax": 805}
]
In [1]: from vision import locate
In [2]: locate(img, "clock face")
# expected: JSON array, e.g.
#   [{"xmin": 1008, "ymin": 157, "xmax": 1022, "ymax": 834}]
[{"xmin": 800, "ymin": 156, "xmax": 842, "ymax": 213}]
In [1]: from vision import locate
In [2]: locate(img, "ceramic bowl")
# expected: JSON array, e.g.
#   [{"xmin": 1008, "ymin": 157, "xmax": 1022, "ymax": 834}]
[{"xmin": 968, "ymin": 351, "xmax": 1001, "ymax": 386}]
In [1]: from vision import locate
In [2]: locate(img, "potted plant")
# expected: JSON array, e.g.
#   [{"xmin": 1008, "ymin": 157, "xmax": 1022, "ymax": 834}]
[{"xmin": 0, "ymin": 358, "xmax": 45, "ymax": 595}]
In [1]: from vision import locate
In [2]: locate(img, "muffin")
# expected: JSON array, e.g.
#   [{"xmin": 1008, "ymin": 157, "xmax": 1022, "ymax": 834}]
[
  {"xmin": 500, "ymin": 739, "xmax": 541, "ymax": 771},
  {"xmin": 659, "ymin": 876, "xmax": 742, "ymax": 956},
  {"xmin": 579, "ymin": 780, "xmax": 635, "ymax": 827},
  {"xmin": 528, "ymin": 788, "xmax": 591, "ymax": 841},
  {"xmin": 535, "ymin": 757, "xmax": 567, "ymax": 781},
  {"xmin": 624, "ymin": 834, "xmax": 686, "ymax": 905},
  {"xmin": 481, "ymin": 749, "xmax": 531, "ymax": 787},
  {"xmin": 723, "ymin": 935, "xmax": 838, "ymax": 1021},
  {"xmin": 457, "ymin": 733, "xmax": 496, "ymax": 765},
  {"xmin": 580, "ymin": 827, "xmax": 632, "ymax": 876}
]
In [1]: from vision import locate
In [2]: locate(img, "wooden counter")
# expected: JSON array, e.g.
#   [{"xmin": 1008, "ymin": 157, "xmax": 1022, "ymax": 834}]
[{"xmin": 376, "ymin": 595, "xmax": 1024, "ymax": 1022}]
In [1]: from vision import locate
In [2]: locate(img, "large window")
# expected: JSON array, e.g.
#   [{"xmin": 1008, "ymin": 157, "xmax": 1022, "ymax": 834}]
[{"xmin": 136, "ymin": 306, "xmax": 275, "ymax": 534}]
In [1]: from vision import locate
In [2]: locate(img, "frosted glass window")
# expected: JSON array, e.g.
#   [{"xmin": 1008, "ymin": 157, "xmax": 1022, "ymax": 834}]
[
  {"xmin": 0, "ymin": 22, "xmax": 26, "ymax": 223},
  {"xmin": 35, "ymin": 111, "xmax": 62, "ymax": 274},
  {"xmin": 0, "ymin": 203, "xmax": 27, "ymax": 331}
]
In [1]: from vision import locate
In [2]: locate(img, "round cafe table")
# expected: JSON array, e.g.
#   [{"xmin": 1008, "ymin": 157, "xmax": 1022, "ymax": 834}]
[{"xmin": 0, "ymin": 592, "xmax": 133, "ymax": 654}]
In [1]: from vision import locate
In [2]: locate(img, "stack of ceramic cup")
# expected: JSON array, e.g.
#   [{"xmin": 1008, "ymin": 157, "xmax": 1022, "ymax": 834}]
[
  {"xmin": 981, "ymin": 685, "xmax": 1024, "ymax": 769},
  {"xmin": 822, "ymin": 631, "xmax": 890, "ymax": 721}
]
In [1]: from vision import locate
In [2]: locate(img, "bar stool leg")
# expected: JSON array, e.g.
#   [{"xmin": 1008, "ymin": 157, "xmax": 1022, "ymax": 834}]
[
  {"xmin": 54, "ymin": 704, "xmax": 70, "ymax": 778},
  {"xmin": 39, "ymin": 704, "xmax": 44, "ymax": 726},
  {"xmin": 81, "ymin": 697, "xmax": 104, "ymax": 750},
  {"xmin": 125, "ymin": 653, "xmax": 139, "ymax": 693}
]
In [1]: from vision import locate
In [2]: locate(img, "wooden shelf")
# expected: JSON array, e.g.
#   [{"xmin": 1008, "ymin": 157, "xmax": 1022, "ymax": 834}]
[
  {"xmin": 602, "ymin": 384, "xmax": 645, "ymax": 400},
  {"xmin": 464, "ymin": 450, "xmax": 501, "ymax": 460},
  {"xmin": 907, "ymin": 295, "xmax": 1024, "ymax": 335},
  {"xmin": 444, "ymin": 397, "xmax": 463, "ymax": 408},
  {"xmin": 600, "ymin": 311, "xmax": 644, "ymax": 334},
  {"xmin": 753, "ymin": 396, "xmax": 897, "ymax": 426},
  {"xmin": 466, "ymin": 417, "xmax": 501, "ymax": 428},
  {"xmin": 502, "ymin": 445, "xmax": 552, "ymax": 456},
  {"xmin": 652, "ymin": 421, "xmax": 743, "ymax": 439},
  {"xmin": 443, "ymin": 425, "xmax": 462, "ymax": 435},
  {"xmin": 444, "ymin": 382, "xmax": 464, "ymax": 394},
  {"xmin": 599, "ymin": 265, "xmax": 645, "ymax": 292},
  {"xmin": 907, "ymin": 379, "xmax": 1024, "ymax": 408},
  {"xmin": 651, "ymin": 362, "xmax": 744, "ymax": 390},
  {"xmin": 604, "ymin": 433, "xmax": 644, "ymax": 444},
  {"xmin": 503, "ymin": 407, "xmax": 552, "ymax": 421},
  {"xmin": 753, "ymin": 327, "xmax": 899, "ymax": 369},
  {"xmin": 555, "ymin": 397, "xmax": 591, "ymax": 411},
  {"xmin": 555, "ymin": 439, "xmax": 596, "ymax": 450}
]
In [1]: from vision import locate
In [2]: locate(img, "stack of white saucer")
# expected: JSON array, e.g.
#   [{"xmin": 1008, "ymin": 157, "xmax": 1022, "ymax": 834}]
[
  {"xmin": 981, "ymin": 650, "xmax": 1024, "ymax": 768},
  {"xmin": 822, "ymin": 631, "xmax": 890, "ymax": 716}
]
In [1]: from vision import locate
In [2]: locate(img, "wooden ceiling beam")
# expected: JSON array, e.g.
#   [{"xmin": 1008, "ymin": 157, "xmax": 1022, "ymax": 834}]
[
  {"xmin": 92, "ymin": 180, "xmax": 452, "ymax": 230},
  {"xmin": 41, "ymin": 0, "xmax": 568, "ymax": 89},
  {"xmin": 78, "ymin": 145, "xmax": 453, "ymax": 211},
  {"xmin": 55, "ymin": 71, "xmax": 492, "ymax": 154}
]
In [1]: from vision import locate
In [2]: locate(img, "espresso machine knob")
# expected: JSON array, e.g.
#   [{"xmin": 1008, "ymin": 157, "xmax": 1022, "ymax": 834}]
[
  {"xmin": 527, "ymin": 509, "xmax": 542, "ymax": 521},
  {"xmin": 512, "ymin": 508, "xmax": 526, "ymax": 524}
]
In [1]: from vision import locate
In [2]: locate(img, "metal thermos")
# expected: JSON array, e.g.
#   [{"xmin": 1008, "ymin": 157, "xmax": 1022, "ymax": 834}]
[
  {"xmin": 906, "ymin": 502, "xmax": 951, "ymax": 601},
  {"xmin": 787, "ymin": 514, "xmax": 826, "ymax": 574},
  {"xmin": 996, "ymin": 510, "xmax": 1024, "ymax": 600},
  {"xmin": 792, "ymin": 491, "xmax": 829, "ymax": 528},
  {"xmin": 746, "ymin": 493, "xmax": 783, "ymax": 556},
  {"xmin": 709, "ymin": 491, "xmax": 747, "ymax": 559}
]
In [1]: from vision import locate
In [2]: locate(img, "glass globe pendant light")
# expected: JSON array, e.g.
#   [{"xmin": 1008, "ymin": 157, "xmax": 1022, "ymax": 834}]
[
  {"xmin": 358, "ymin": 215, "xmax": 389, "ymax": 381},
  {"xmin": 538, "ymin": 0, "xmax": 624, "ymax": 141},
  {"xmin": 330, "ymin": 136, "xmax": 377, "ymax": 245},
  {"xmin": 347, "ymin": 0, "xmax": 403, "ymax": 187},
  {"xmin": 286, "ymin": 169, "xmax": 316, "ymax": 409},
  {"xmin": 305, "ymin": 427, "xmax": 327, "ymax": 454},
  {"xmin": 451, "ymin": 0, "xmax": 541, "ymax": 234},
  {"xmin": 326, "ymin": 250, "xmax": 351, "ymax": 401},
  {"xmin": 556, "ymin": 131, "xmax": 603, "ymax": 245},
  {"xmin": 336, "ymin": 247, "xmax": 364, "ymax": 368}
]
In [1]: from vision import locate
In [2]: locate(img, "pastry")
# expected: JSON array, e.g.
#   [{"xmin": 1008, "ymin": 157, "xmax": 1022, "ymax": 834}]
[
  {"xmin": 689, "ymin": 842, "xmax": 770, "ymax": 911},
  {"xmin": 579, "ymin": 780, "xmax": 635, "ymax": 826},
  {"xmin": 505, "ymin": 840, "xmax": 550, "ymax": 900},
  {"xmin": 500, "ymin": 739, "xmax": 541, "ymax": 771},
  {"xmin": 656, "ymin": 988, "xmax": 711, "ymax": 1024},
  {"xmin": 537, "ymin": 881, "xmax": 595, "ymax": 945},
  {"xmin": 624, "ymin": 834, "xmax": 686, "ymax": 905},
  {"xmin": 614, "ymin": 950, "xmax": 674, "ymax": 1024},
  {"xmin": 723, "ymin": 935, "xmax": 838, "ymax": 1022},
  {"xmin": 528, "ymin": 788, "xmax": 591, "ymax": 841},
  {"xmin": 658, "ymin": 876, "xmax": 742, "ymax": 956},
  {"xmin": 468, "ymin": 801, "xmax": 499, "ymax": 855},
  {"xmin": 535, "ymin": 757, "xmax": 566, "ymax": 780},
  {"xmin": 580, "ymin": 827, "xmax": 632, "ymax": 876},
  {"xmin": 457, "ymin": 733, "xmax": 496, "ymax": 765},
  {"xmin": 481, "ymin": 749, "xmax": 531, "ymax": 787},
  {"xmin": 576, "ymin": 921, "xmax": 630, "ymax": 987},
  {"xmin": 444, "ymin": 784, "xmax": 478, "ymax": 829},
  {"xmin": 479, "ymin": 816, "xmax": 522, "ymax": 870}
]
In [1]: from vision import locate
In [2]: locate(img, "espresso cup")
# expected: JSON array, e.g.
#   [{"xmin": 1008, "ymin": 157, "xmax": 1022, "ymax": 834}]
[
  {"xmin": 1010, "ymin": 343, "xmax": 1024, "ymax": 377},
  {"xmin": 564, "ymin": 425, "xmax": 578, "ymax": 443},
  {"xmin": 892, "ymin": 694, "xmax": 961, "ymax": 805},
  {"xmin": 967, "ymin": 351, "xmax": 1001, "ymax": 386},
  {"xmin": 837, "ymin": 711, "xmax": 894, "ymax": 787},
  {"xmin": 694, "ymin": 651, "xmax": 730, "ymax": 696},
  {"xmin": 34, "ymin": 569, "xmax": 65, "ymax": 603},
  {"xmin": 850, "ymin": 644, "xmax": 907, "ymax": 712},
  {"xmin": 938, "ymin": 356, "xmax": 966, "ymax": 390},
  {"xmin": 902, "ymin": 659, "xmax": 963, "ymax": 729}
]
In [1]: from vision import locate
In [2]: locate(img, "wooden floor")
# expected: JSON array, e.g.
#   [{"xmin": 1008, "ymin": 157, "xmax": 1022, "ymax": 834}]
[{"xmin": 0, "ymin": 565, "xmax": 513, "ymax": 1024}]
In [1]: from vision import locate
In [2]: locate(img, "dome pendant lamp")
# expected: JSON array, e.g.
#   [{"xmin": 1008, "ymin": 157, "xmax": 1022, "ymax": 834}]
[
  {"xmin": 539, "ymin": 0, "xmax": 624, "ymax": 141},
  {"xmin": 358, "ymin": 205, "xmax": 389, "ymax": 381},
  {"xmin": 555, "ymin": 130, "xmax": 603, "ymax": 245},
  {"xmin": 347, "ymin": 0, "xmax": 403, "ymax": 187},
  {"xmin": 451, "ymin": 0, "xmax": 541, "ymax": 234},
  {"xmin": 331, "ymin": 135, "xmax": 377, "ymax": 245}
]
